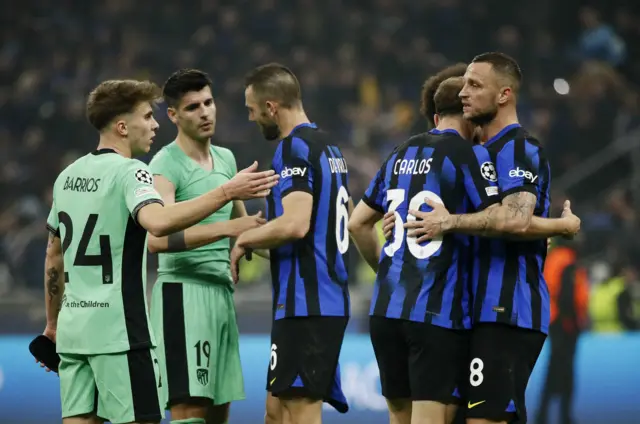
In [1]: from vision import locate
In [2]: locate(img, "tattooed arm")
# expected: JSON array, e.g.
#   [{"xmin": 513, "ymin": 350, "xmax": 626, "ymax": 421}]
[
  {"xmin": 44, "ymin": 232, "xmax": 65, "ymax": 329},
  {"xmin": 406, "ymin": 192, "xmax": 579, "ymax": 241}
]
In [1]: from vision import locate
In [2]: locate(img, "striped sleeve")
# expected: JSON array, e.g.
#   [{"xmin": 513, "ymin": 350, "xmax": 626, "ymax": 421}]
[
  {"xmin": 456, "ymin": 144, "xmax": 500, "ymax": 211},
  {"xmin": 276, "ymin": 136, "xmax": 314, "ymax": 197},
  {"xmin": 362, "ymin": 167, "xmax": 385, "ymax": 213},
  {"xmin": 496, "ymin": 138, "xmax": 540, "ymax": 198}
]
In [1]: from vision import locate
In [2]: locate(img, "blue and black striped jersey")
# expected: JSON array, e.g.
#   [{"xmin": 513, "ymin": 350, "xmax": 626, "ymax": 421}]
[
  {"xmin": 267, "ymin": 123, "xmax": 351, "ymax": 320},
  {"xmin": 471, "ymin": 123, "xmax": 552, "ymax": 333},
  {"xmin": 363, "ymin": 129, "xmax": 500, "ymax": 329}
]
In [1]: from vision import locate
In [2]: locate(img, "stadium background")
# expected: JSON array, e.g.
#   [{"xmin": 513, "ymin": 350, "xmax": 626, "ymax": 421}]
[{"xmin": 1, "ymin": 0, "xmax": 639, "ymax": 423}]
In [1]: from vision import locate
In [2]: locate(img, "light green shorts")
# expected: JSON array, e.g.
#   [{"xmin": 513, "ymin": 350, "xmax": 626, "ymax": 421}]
[
  {"xmin": 150, "ymin": 277, "xmax": 245, "ymax": 409},
  {"xmin": 59, "ymin": 348, "xmax": 163, "ymax": 424}
]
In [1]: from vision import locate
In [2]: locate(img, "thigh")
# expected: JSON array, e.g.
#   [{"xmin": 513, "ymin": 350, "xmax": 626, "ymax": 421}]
[
  {"xmin": 369, "ymin": 316, "xmax": 411, "ymax": 400},
  {"xmin": 210, "ymin": 285, "xmax": 245, "ymax": 405},
  {"xmin": 90, "ymin": 349, "xmax": 163, "ymax": 424},
  {"xmin": 406, "ymin": 323, "xmax": 469, "ymax": 404},
  {"xmin": 268, "ymin": 317, "xmax": 348, "ymax": 404},
  {"xmin": 157, "ymin": 280, "xmax": 217, "ymax": 404},
  {"xmin": 465, "ymin": 324, "xmax": 524, "ymax": 422},
  {"xmin": 59, "ymin": 353, "xmax": 97, "ymax": 418}
]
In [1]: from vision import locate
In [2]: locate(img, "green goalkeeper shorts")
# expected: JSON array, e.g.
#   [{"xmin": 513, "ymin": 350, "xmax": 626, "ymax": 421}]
[{"xmin": 150, "ymin": 277, "xmax": 246, "ymax": 408}]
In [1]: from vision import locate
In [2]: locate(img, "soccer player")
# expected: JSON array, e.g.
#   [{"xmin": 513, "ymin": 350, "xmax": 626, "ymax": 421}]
[
  {"xmin": 146, "ymin": 69, "xmax": 267, "ymax": 424},
  {"xmin": 348, "ymin": 76, "xmax": 502, "ymax": 424},
  {"xmin": 41, "ymin": 79, "xmax": 278, "ymax": 424},
  {"xmin": 230, "ymin": 63, "xmax": 351, "ymax": 424},
  {"xmin": 402, "ymin": 52, "xmax": 581, "ymax": 424}
]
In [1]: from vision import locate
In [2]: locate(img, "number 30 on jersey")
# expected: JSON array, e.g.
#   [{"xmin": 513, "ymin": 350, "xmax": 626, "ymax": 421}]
[{"xmin": 384, "ymin": 189, "xmax": 444, "ymax": 259}]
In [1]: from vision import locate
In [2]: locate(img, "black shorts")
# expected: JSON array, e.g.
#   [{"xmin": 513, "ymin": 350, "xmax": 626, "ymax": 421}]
[
  {"xmin": 465, "ymin": 323, "xmax": 547, "ymax": 423},
  {"xmin": 266, "ymin": 316, "xmax": 348, "ymax": 412},
  {"xmin": 369, "ymin": 316, "xmax": 469, "ymax": 403}
]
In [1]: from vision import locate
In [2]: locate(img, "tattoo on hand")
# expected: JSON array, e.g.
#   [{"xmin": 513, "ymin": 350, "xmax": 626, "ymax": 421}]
[{"xmin": 46, "ymin": 267, "xmax": 60, "ymax": 301}]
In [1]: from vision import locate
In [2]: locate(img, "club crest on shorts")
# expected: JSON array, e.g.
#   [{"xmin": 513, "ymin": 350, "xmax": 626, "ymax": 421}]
[
  {"xmin": 480, "ymin": 162, "xmax": 497, "ymax": 182},
  {"xmin": 134, "ymin": 169, "xmax": 153, "ymax": 185},
  {"xmin": 197, "ymin": 368, "xmax": 209, "ymax": 386}
]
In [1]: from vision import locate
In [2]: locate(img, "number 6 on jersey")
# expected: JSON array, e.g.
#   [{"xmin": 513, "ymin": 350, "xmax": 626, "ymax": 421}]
[{"xmin": 384, "ymin": 189, "xmax": 444, "ymax": 259}]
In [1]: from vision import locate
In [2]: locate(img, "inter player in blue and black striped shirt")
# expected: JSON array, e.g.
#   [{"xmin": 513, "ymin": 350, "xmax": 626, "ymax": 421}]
[
  {"xmin": 230, "ymin": 63, "xmax": 351, "ymax": 424},
  {"xmin": 405, "ymin": 53, "xmax": 581, "ymax": 424},
  {"xmin": 349, "ymin": 76, "xmax": 500, "ymax": 424}
]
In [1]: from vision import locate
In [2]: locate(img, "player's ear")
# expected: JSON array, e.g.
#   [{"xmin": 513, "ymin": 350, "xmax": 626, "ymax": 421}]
[
  {"xmin": 265, "ymin": 101, "xmax": 277, "ymax": 119},
  {"xmin": 115, "ymin": 120, "xmax": 128, "ymax": 137},
  {"xmin": 498, "ymin": 87, "xmax": 511, "ymax": 106},
  {"xmin": 433, "ymin": 114, "xmax": 440, "ymax": 127},
  {"xmin": 166, "ymin": 107, "xmax": 178, "ymax": 124}
]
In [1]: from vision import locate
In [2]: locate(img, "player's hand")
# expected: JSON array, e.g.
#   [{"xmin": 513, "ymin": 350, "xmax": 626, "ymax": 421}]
[
  {"xmin": 404, "ymin": 198, "xmax": 451, "ymax": 243},
  {"xmin": 36, "ymin": 326, "xmax": 57, "ymax": 374},
  {"xmin": 560, "ymin": 200, "xmax": 580, "ymax": 239},
  {"xmin": 230, "ymin": 243, "xmax": 246, "ymax": 284},
  {"xmin": 382, "ymin": 211, "xmax": 395, "ymax": 240},
  {"xmin": 223, "ymin": 161, "xmax": 279, "ymax": 200},
  {"xmin": 228, "ymin": 211, "xmax": 266, "ymax": 238}
]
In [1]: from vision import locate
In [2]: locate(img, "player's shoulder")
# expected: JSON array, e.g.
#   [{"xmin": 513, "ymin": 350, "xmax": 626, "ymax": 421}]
[
  {"xmin": 490, "ymin": 125, "xmax": 543, "ymax": 151},
  {"xmin": 150, "ymin": 141, "xmax": 180, "ymax": 165},
  {"xmin": 212, "ymin": 145, "xmax": 235, "ymax": 163}
]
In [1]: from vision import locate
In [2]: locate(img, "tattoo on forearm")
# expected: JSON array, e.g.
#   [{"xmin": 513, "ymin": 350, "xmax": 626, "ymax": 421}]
[
  {"xmin": 503, "ymin": 192, "xmax": 535, "ymax": 222},
  {"xmin": 46, "ymin": 267, "xmax": 60, "ymax": 302},
  {"xmin": 167, "ymin": 231, "xmax": 187, "ymax": 252}
]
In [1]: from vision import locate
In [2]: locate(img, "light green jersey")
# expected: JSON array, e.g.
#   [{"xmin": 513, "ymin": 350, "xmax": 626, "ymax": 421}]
[
  {"xmin": 149, "ymin": 142, "xmax": 237, "ymax": 285},
  {"xmin": 46, "ymin": 149, "xmax": 164, "ymax": 355}
]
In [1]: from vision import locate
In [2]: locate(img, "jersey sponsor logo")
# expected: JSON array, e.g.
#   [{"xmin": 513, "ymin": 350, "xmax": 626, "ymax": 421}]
[
  {"xmin": 480, "ymin": 162, "xmax": 497, "ymax": 182},
  {"xmin": 328, "ymin": 157, "xmax": 348, "ymax": 174},
  {"xmin": 62, "ymin": 176, "xmax": 101, "ymax": 193},
  {"xmin": 134, "ymin": 186, "xmax": 157, "ymax": 198},
  {"xmin": 509, "ymin": 167, "xmax": 538, "ymax": 183},
  {"xmin": 280, "ymin": 167, "xmax": 307, "ymax": 178},
  {"xmin": 61, "ymin": 295, "xmax": 110, "ymax": 309},
  {"xmin": 393, "ymin": 158, "xmax": 432, "ymax": 175},
  {"xmin": 134, "ymin": 169, "xmax": 153, "ymax": 185}
]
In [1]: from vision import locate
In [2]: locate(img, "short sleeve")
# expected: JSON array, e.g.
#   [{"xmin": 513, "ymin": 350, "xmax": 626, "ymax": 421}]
[
  {"xmin": 149, "ymin": 148, "xmax": 181, "ymax": 187},
  {"xmin": 362, "ymin": 168, "xmax": 385, "ymax": 213},
  {"xmin": 455, "ymin": 144, "xmax": 500, "ymax": 211},
  {"xmin": 275, "ymin": 137, "xmax": 314, "ymax": 197},
  {"xmin": 216, "ymin": 147, "xmax": 238, "ymax": 176},
  {"xmin": 495, "ymin": 138, "xmax": 540, "ymax": 198},
  {"xmin": 120, "ymin": 161, "xmax": 164, "ymax": 221},
  {"xmin": 46, "ymin": 197, "xmax": 60, "ymax": 237}
]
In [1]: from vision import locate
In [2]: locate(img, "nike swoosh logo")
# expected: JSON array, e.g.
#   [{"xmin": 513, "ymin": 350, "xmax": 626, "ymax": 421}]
[
  {"xmin": 468, "ymin": 400, "xmax": 486, "ymax": 409},
  {"xmin": 270, "ymin": 377, "xmax": 276, "ymax": 386}
]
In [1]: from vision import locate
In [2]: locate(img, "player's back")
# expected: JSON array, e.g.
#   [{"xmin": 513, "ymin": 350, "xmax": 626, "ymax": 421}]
[
  {"xmin": 47, "ymin": 148, "xmax": 162, "ymax": 354},
  {"xmin": 267, "ymin": 123, "xmax": 350, "ymax": 320},
  {"xmin": 363, "ymin": 129, "xmax": 499, "ymax": 329},
  {"xmin": 474, "ymin": 123, "xmax": 552, "ymax": 332}
]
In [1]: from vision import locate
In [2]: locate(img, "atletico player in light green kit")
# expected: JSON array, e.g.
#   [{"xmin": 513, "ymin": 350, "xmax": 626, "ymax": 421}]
[
  {"xmin": 148, "ymin": 69, "xmax": 268, "ymax": 424},
  {"xmin": 41, "ymin": 79, "xmax": 278, "ymax": 424}
]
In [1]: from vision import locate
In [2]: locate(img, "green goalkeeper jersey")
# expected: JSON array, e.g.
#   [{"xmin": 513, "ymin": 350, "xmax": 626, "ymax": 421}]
[
  {"xmin": 149, "ymin": 142, "xmax": 236, "ymax": 285},
  {"xmin": 46, "ymin": 149, "xmax": 164, "ymax": 354}
]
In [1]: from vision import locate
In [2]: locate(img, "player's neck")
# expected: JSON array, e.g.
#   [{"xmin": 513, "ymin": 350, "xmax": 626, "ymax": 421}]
[
  {"xmin": 435, "ymin": 117, "xmax": 467, "ymax": 136},
  {"xmin": 277, "ymin": 107, "xmax": 310, "ymax": 140},
  {"xmin": 175, "ymin": 132, "xmax": 211, "ymax": 162},
  {"xmin": 96, "ymin": 135, "xmax": 131, "ymax": 158},
  {"xmin": 482, "ymin": 108, "xmax": 519, "ymax": 142}
]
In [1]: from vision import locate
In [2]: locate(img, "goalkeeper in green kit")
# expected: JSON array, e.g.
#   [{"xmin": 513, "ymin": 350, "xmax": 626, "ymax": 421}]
[
  {"xmin": 40, "ymin": 79, "xmax": 277, "ymax": 424},
  {"xmin": 148, "ymin": 69, "xmax": 267, "ymax": 424}
]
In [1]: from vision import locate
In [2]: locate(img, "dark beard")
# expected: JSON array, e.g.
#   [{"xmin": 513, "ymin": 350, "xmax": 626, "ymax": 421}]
[
  {"xmin": 259, "ymin": 122, "xmax": 280, "ymax": 141},
  {"xmin": 467, "ymin": 107, "xmax": 498, "ymax": 127}
]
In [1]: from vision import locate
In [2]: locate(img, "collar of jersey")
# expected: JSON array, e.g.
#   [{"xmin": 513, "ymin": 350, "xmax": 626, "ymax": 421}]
[
  {"xmin": 92, "ymin": 148, "xmax": 117, "ymax": 155},
  {"xmin": 429, "ymin": 128, "xmax": 461, "ymax": 136},
  {"xmin": 484, "ymin": 123, "xmax": 521, "ymax": 147},
  {"xmin": 287, "ymin": 122, "xmax": 317, "ymax": 138}
]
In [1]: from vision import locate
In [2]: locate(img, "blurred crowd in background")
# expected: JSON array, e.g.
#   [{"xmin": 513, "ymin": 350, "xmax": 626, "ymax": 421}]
[{"xmin": 1, "ymin": 0, "xmax": 640, "ymax": 333}]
